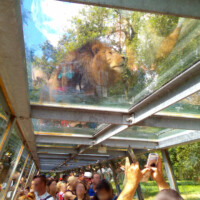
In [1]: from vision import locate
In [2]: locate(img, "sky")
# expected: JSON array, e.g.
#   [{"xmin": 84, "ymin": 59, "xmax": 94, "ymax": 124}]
[{"xmin": 21, "ymin": 0, "xmax": 84, "ymax": 56}]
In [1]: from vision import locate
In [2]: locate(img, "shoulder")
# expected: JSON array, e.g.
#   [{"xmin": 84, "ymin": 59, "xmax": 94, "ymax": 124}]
[{"xmin": 64, "ymin": 191, "xmax": 72, "ymax": 198}]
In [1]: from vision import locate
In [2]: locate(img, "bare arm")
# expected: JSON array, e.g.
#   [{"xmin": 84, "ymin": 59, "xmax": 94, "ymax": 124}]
[
  {"xmin": 150, "ymin": 156, "xmax": 170, "ymax": 191},
  {"xmin": 118, "ymin": 162, "xmax": 149, "ymax": 200}
]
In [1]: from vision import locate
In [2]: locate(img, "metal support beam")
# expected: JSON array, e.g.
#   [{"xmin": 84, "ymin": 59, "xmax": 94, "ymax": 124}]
[
  {"xmin": 60, "ymin": 0, "xmax": 200, "ymax": 19},
  {"xmin": 0, "ymin": 117, "xmax": 16, "ymax": 159},
  {"xmin": 31, "ymin": 103, "xmax": 130, "ymax": 125},
  {"xmin": 0, "ymin": 0, "xmax": 39, "ymax": 168},
  {"xmin": 37, "ymin": 147, "xmax": 77, "ymax": 154},
  {"xmin": 21, "ymin": 158, "xmax": 33, "ymax": 188},
  {"xmin": 36, "ymin": 134, "xmax": 158, "ymax": 149},
  {"xmin": 161, "ymin": 149, "xmax": 179, "ymax": 191},
  {"xmin": 104, "ymin": 137, "xmax": 158, "ymax": 149},
  {"xmin": 110, "ymin": 161, "xmax": 121, "ymax": 196},
  {"xmin": 93, "ymin": 125, "xmax": 128, "ymax": 145},
  {"xmin": 37, "ymin": 147, "xmax": 126, "ymax": 157},
  {"xmin": 2, "ymin": 144, "xmax": 24, "ymax": 200},
  {"xmin": 12, "ymin": 154, "xmax": 30, "ymax": 200},
  {"xmin": 158, "ymin": 130, "xmax": 200, "ymax": 148},
  {"xmin": 25, "ymin": 162, "xmax": 34, "ymax": 188},
  {"xmin": 35, "ymin": 134, "xmax": 93, "ymax": 146},
  {"xmin": 138, "ymin": 115, "xmax": 200, "ymax": 131}
]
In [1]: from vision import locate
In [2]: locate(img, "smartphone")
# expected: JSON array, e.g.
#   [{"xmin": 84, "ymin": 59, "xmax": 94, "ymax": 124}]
[
  {"xmin": 147, "ymin": 153, "xmax": 159, "ymax": 167},
  {"xmin": 141, "ymin": 153, "xmax": 158, "ymax": 182}
]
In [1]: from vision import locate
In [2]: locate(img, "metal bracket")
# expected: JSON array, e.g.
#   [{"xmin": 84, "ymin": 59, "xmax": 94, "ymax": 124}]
[{"xmin": 125, "ymin": 114, "xmax": 135, "ymax": 124}]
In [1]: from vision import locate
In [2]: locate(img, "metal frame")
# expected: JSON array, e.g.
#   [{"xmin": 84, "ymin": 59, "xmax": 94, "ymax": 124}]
[
  {"xmin": 138, "ymin": 114, "xmax": 200, "ymax": 131},
  {"xmin": 2, "ymin": 144, "xmax": 25, "ymax": 200},
  {"xmin": 25, "ymin": 162, "xmax": 35, "ymax": 188},
  {"xmin": 0, "ymin": 0, "xmax": 39, "ymax": 167},
  {"xmin": 37, "ymin": 147, "xmax": 127, "ymax": 157},
  {"xmin": 31, "ymin": 103, "xmax": 130, "ymax": 125},
  {"xmin": 12, "ymin": 154, "xmax": 30, "ymax": 200},
  {"xmin": 35, "ymin": 133, "xmax": 158, "ymax": 149},
  {"xmin": 21, "ymin": 158, "xmax": 33, "ymax": 188},
  {"xmin": 60, "ymin": 0, "xmax": 200, "ymax": 19},
  {"xmin": 161, "ymin": 149, "xmax": 179, "ymax": 191},
  {"xmin": 158, "ymin": 130, "xmax": 200, "ymax": 148}
]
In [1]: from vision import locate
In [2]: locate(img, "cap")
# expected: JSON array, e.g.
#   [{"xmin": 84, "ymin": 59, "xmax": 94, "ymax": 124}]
[{"xmin": 84, "ymin": 172, "xmax": 92, "ymax": 178}]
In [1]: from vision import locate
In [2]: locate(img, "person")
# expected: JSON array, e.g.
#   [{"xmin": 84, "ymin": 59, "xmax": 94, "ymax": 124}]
[
  {"xmin": 83, "ymin": 172, "xmax": 92, "ymax": 190},
  {"xmin": 118, "ymin": 156, "xmax": 184, "ymax": 200},
  {"xmin": 64, "ymin": 176, "xmax": 77, "ymax": 200},
  {"xmin": 57, "ymin": 182, "xmax": 67, "ymax": 200},
  {"xmin": 88, "ymin": 173, "xmax": 101, "ymax": 198},
  {"xmin": 62, "ymin": 175, "xmax": 68, "ymax": 183},
  {"xmin": 33, "ymin": 175, "xmax": 54, "ymax": 200},
  {"xmin": 155, "ymin": 189, "xmax": 184, "ymax": 200},
  {"xmin": 74, "ymin": 181, "xmax": 90, "ymax": 200},
  {"xmin": 93, "ymin": 179, "xmax": 117, "ymax": 200},
  {"xmin": 47, "ymin": 179, "xmax": 57, "ymax": 200}
]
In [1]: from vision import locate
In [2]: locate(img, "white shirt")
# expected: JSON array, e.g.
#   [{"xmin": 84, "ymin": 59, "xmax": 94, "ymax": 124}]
[{"xmin": 36, "ymin": 191, "xmax": 54, "ymax": 200}]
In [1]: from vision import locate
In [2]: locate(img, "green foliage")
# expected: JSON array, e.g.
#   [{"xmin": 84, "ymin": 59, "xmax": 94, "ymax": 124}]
[
  {"xmin": 149, "ymin": 15, "xmax": 179, "ymax": 36},
  {"xmin": 33, "ymin": 40, "xmax": 64, "ymax": 79},
  {"xmin": 169, "ymin": 142, "xmax": 200, "ymax": 180}
]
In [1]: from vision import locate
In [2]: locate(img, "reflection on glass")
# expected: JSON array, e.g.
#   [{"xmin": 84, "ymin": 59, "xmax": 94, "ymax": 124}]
[
  {"xmin": 0, "ymin": 101, "xmax": 9, "ymax": 143},
  {"xmin": 20, "ymin": 156, "xmax": 31, "ymax": 190},
  {"xmin": 169, "ymin": 142, "xmax": 200, "ymax": 199},
  {"xmin": 33, "ymin": 119, "xmax": 106, "ymax": 135},
  {"xmin": 157, "ymin": 91, "xmax": 200, "ymax": 118},
  {"xmin": 21, "ymin": 0, "xmax": 200, "ymax": 109},
  {"xmin": 26, "ymin": 163, "xmax": 36, "ymax": 188},
  {"xmin": 6, "ymin": 149, "xmax": 28, "ymax": 200},
  {"xmin": 0, "ymin": 128, "xmax": 22, "ymax": 199}
]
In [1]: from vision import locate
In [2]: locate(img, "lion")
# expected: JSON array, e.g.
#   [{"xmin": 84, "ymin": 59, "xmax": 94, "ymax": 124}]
[{"xmin": 40, "ymin": 40, "xmax": 125, "ymax": 101}]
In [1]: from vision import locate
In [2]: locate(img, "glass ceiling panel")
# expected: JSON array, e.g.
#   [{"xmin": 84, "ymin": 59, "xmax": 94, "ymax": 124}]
[
  {"xmin": 21, "ymin": 1, "xmax": 200, "ymax": 110},
  {"xmin": 32, "ymin": 119, "xmax": 106, "ymax": 135},
  {"xmin": 114, "ymin": 126, "xmax": 185, "ymax": 140},
  {"xmin": 157, "ymin": 91, "xmax": 200, "ymax": 118},
  {"xmin": 114, "ymin": 126, "xmax": 165, "ymax": 140}
]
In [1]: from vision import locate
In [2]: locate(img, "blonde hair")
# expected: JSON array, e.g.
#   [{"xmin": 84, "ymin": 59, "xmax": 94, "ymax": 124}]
[
  {"xmin": 57, "ymin": 181, "xmax": 63, "ymax": 192},
  {"xmin": 68, "ymin": 176, "xmax": 76, "ymax": 184}
]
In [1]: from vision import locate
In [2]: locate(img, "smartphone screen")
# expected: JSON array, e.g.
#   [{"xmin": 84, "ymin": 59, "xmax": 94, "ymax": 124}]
[{"xmin": 147, "ymin": 153, "xmax": 158, "ymax": 167}]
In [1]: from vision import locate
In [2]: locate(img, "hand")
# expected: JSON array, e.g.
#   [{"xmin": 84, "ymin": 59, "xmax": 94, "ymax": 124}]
[
  {"xmin": 118, "ymin": 162, "xmax": 149, "ymax": 200},
  {"xmin": 150, "ymin": 156, "xmax": 170, "ymax": 190},
  {"xmin": 126, "ymin": 162, "xmax": 150, "ymax": 185},
  {"xmin": 150, "ymin": 156, "xmax": 164, "ymax": 183}
]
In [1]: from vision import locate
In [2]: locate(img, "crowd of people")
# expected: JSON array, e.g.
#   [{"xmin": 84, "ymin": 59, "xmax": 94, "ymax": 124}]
[{"xmin": 17, "ymin": 157, "xmax": 184, "ymax": 200}]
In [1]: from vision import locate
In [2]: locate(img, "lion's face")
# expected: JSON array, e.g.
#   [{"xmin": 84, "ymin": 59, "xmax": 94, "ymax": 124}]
[
  {"xmin": 91, "ymin": 43, "xmax": 124, "ymax": 86},
  {"xmin": 104, "ymin": 48, "xmax": 124, "ymax": 72},
  {"xmin": 92, "ymin": 43, "xmax": 124, "ymax": 72}
]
